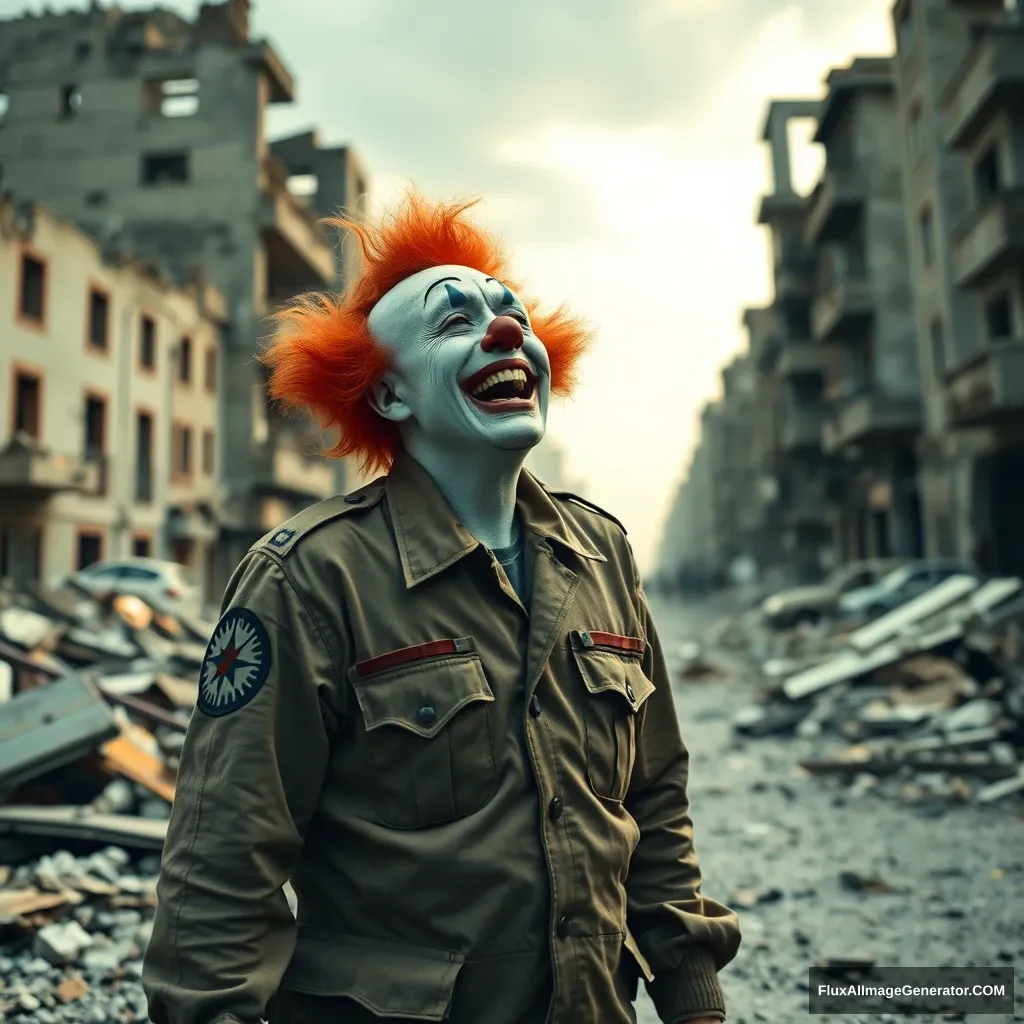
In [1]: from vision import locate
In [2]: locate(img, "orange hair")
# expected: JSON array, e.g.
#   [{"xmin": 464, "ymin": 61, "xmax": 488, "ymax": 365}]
[{"xmin": 258, "ymin": 189, "xmax": 592, "ymax": 476}]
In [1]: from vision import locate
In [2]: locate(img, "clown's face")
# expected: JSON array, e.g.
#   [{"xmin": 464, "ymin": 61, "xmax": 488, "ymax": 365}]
[{"xmin": 367, "ymin": 264, "xmax": 550, "ymax": 452}]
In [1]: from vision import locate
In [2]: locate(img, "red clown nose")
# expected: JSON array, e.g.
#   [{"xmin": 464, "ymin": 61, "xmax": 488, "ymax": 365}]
[{"xmin": 480, "ymin": 315, "xmax": 525, "ymax": 353}]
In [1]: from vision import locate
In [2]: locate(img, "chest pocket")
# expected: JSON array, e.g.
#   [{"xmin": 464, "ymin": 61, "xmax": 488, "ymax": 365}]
[
  {"xmin": 350, "ymin": 637, "xmax": 498, "ymax": 829},
  {"xmin": 571, "ymin": 630, "xmax": 655, "ymax": 802}
]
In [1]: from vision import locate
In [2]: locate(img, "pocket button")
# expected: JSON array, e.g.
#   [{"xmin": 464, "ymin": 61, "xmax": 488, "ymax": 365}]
[
  {"xmin": 625, "ymin": 682, "xmax": 636, "ymax": 703},
  {"xmin": 416, "ymin": 705, "xmax": 437, "ymax": 727},
  {"xmin": 549, "ymin": 796, "xmax": 563, "ymax": 820}
]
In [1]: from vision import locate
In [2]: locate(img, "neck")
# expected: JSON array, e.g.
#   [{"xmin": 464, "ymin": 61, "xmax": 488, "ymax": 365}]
[{"xmin": 403, "ymin": 437, "xmax": 528, "ymax": 549}]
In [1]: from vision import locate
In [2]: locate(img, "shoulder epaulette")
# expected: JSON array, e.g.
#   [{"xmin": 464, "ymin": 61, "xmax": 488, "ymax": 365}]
[
  {"xmin": 253, "ymin": 482, "xmax": 385, "ymax": 558},
  {"xmin": 544, "ymin": 488, "xmax": 628, "ymax": 536}
]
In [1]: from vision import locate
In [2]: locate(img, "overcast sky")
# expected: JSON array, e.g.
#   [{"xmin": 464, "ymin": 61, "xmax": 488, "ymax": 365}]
[{"xmin": 15, "ymin": 0, "xmax": 900, "ymax": 570}]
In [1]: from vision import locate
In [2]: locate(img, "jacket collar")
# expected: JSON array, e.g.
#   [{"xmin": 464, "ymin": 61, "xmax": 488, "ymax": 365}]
[{"xmin": 384, "ymin": 449, "xmax": 606, "ymax": 588}]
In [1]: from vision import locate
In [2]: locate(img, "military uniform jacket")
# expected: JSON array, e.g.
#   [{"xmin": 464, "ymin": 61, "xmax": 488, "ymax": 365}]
[{"xmin": 142, "ymin": 451, "xmax": 741, "ymax": 1024}]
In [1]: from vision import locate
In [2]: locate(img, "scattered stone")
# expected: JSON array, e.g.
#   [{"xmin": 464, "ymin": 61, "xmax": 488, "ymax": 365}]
[{"xmin": 33, "ymin": 920, "xmax": 94, "ymax": 966}]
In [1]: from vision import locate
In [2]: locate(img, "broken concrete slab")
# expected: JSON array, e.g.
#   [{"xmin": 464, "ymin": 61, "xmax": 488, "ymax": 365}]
[
  {"xmin": 0, "ymin": 673, "xmax": 119, "ymax": 793},
  {"xmin": 32, "ymin": 919, "xmax": 94, "ymax": 965},
  {"xmin": 847, "ymin": 575, "xmax": 979, "ymax": 653}
]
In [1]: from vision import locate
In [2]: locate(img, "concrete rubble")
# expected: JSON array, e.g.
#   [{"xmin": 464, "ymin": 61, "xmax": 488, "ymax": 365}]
[
  {"xmin": 717, "ymin": 574, "xmax": 1024, "ymax": 812},
  {"xmin": 0, "ymin": 577, "xmax": 218, "ymax": 1022}
]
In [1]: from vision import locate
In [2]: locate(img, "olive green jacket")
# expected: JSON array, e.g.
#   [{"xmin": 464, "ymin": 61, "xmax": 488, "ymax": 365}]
[{"xmin": 142, "ymin": 451, "xmax": 741, "ymax": 1024}]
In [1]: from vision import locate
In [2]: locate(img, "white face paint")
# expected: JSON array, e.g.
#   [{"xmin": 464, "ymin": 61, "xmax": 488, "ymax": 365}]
[{"xmin": 366, "ymin": 264, "xmax": 551, "ymax": 452}]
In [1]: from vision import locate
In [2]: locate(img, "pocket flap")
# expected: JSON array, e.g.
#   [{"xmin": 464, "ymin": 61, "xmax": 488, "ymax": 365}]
[
  {"xmin": 624, "ymin": 928, "xmax": 655, "ymax": 983},
  {"xmin": 351, "ymin": 648, "xmax": 494, "ymax": 738},
  {"xmin": 283, "ymin": 930, "xmax": 465, "ymax": 1019},
  {"xmin": 572, "ymin": 642, "xmax": 655, "ymax": 713}
]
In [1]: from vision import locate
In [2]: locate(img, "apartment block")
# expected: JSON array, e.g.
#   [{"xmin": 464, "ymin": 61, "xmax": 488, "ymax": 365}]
[
  {"xmin": 807, "ymin": 57, "xmax": 925, "ymax": 563},
  {"xmin": 0, "ymin": 0, "xmax": 368, "ymax": 573},
  {"xmin": 0, "ymin": 197, "xmax": 225, "ymax": 599},
  {"xmin": 892, "ymin": 0, "xmax": 1024, "ymax": 574},
  {"xmin": 756, "ymin": 99, "xmax": 833, "ymax": 580}
]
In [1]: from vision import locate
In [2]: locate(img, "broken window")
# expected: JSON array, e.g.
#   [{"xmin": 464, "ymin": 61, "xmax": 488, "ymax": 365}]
[
  {"xmin": 984, "ymin": 291, "xmax": 1013, "ymax": 341},
  {"xmin": 59, "ymin": 84, "xmax": 82, "ymax": 119},
  {"xmin": 141, "ymin": 151, "xmax": 190, "ymax": 186},
  {"xmin": 19, "ymin": 253, "xmax": 46, "ymax": 323},
  {"xmin": 144, "ymin": 77, "xmax": 199, "ymax": 118},
  {"xmin": 76, "ymin": 531, "xmax": 103, "ymax": 570},
  {"xmin": 14, "ymin": 373, "xmax": 41, "ymax": 439},
  {"xmin": 139, "ymin": 314, "xmax": 156, "ymax": 370},
  {"xmin": 136, "ymin": 411, "xmax": 153, "ymax": 503},
  {"xmin": 973, "ymin": 144, "xmax": 1001, "ymax": 206},
  {"xmin": 88, "ymin": 288, "xmax": 109, "ymax": 351}
]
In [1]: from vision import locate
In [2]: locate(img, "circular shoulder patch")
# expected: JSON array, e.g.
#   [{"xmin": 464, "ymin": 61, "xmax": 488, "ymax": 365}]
[{"xmin": 198, "ymin": 607, "xmax": 272, "ymax": 717}]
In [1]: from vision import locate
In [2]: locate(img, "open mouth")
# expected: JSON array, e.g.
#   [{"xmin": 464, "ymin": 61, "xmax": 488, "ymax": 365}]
[{"xmin": 460, "ymin": 358, "xmax": 538, "ymax": 412}]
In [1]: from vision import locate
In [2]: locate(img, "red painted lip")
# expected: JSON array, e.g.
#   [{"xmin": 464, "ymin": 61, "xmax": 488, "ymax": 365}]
[{"xmin": 459, "ymin": 358, "xmax": 538, "ymax": 395}]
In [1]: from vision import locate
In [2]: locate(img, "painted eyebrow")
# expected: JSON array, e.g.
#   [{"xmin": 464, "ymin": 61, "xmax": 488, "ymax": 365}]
[
  {"xmin": 485, "ymin": 277, "xmax": 519, "ymax": 305},
  {"xmin": 422, "ymin": 276, "xmax": 462, "ymax": 306}
]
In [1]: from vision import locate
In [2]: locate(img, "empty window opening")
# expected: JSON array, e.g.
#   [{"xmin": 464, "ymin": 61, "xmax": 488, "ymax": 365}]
[
  {"xmin": 84, "ymin": 395, "xmax": 107, "ymax": 461},
  {"xmin": 906, "ymin": 105, "xmax": 924, "ymax": 159},
  {"xmin": 133, "ymin": 535, "xmax": 151, "ymax": 557},
  {"xmin": 973, "ymin": 144, "xmax": 1001, "ymax": 205},
  {"xmin": 202, "ymin": 429, "xmax": 215, "ymax": 475},
  {"xmin": 984, "ymin": 292, "xmax": 1013, "ymax": 340},
  {"xmin": 59, "ymin": 84, "xmax": 82, "ymax": 119},
  {"xmin": 178, "ymin": 337, "xmax": 192, "ymax": 384},
  {"xmin": 173, "ymin": 424, "xmax": 193, "ymax": 478},
  {"xmin": 76, "ymin": 531, "xmax": 102, "ymax": 570},
  {"xmin": 141, "ymin": 151, "xmax": 190, "ymax": 186},
  {"xmin": 204, "ymin": 346, "xmax": 217, "ymax": 392},
  {"xmin": 918, "ymin": 205, "xmax": 935, "ymax": 265},
  {"xmin": 136, "ymin": 411, "xmax": 154, "ymax": 503},
  {"xmin": 14, "ymin": 372, "xmax": 41, "ymax": 440},
  {"xmin": 88, "ymin": 288, "xmax": 109, "ymax": 350},
  {"xmin": 929, "ymin": 318, "xmax": 945, "ymax": 377},
  {"xmin": 145, "ymin": 77, "xmax": 199, "ymax": 118},
  {"xmin": 285, "ymin": 173, "xmax": 318, "ymax": 198},
  {"xmin": 139, "ymin": 314, "xmax": 156, "ymax": 370},
  {"xmin": 19, "ymin": 254, "xmax": 46, "ymax": 322}
]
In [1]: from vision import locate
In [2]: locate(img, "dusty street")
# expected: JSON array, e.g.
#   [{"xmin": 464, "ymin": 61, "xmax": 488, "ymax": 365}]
[{"xmin": 634, "ymin": 596, "xmax": 1023, "ymax": 1024}]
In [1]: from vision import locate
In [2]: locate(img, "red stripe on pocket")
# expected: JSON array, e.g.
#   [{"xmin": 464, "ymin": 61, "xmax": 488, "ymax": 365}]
[
  {"xmin": 355, "ymin": 639, "xmax": 462, "ymax": 678},
  {"xmin": 587, "ymin": 631, "xmax": 645, "ymax": 653}
]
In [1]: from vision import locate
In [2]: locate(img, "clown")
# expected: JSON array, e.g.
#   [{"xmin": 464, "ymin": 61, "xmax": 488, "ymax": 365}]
[{"xmin": 143, "ymin": 194, "xmax": 740, "ymax": 1024}]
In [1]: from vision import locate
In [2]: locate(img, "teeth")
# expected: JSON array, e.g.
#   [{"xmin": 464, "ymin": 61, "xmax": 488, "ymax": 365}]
[{"xmin": 471, "ymin": 367, "xmax": 529, "ymax": 398}]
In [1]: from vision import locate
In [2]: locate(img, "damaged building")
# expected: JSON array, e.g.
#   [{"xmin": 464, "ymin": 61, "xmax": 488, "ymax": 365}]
[
  {"xmin": 0, "ymin": 0, "xmax": 370, "ymax": 578},
  {"xmin": 658, "ymin": 0, "xmax": 1024, "ymax": 588},
  {"xmin": 0, "ymin": 197, "xmax": 227, "ymax": 601}
]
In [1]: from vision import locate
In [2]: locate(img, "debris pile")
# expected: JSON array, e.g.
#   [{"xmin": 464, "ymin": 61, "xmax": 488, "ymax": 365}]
[
  {"xmin": 730, "ymin": 575, "xmax": 1024, "ymax": 809},
  {"xmin": 0, "ymin": 578, "xmax": 217, "ymax": 1016},
  {"xmin": 0, "ymin": 846, "xmax": 161, "ymax": 1022}
]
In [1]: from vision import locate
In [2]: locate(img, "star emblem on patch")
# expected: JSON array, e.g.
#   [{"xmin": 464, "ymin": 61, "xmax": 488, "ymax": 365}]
[{"xmin": 198, "ymin": 607, "xmax": 272, "ymax": 717}]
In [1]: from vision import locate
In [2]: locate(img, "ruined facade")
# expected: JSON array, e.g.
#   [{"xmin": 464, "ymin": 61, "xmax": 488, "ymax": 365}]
[{"xmin": 0, "ymin": 0, "xmax": 369, "ymax": 576}]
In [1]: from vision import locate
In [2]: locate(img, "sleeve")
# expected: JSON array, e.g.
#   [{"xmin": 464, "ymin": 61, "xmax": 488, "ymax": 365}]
[
  {"xmin": 142, "ymin": 550, "xmax": 342, "ymax": 1024},
  {"xmin": 624, "ymin": 565, "xmax": 742, "ymax": 1024}
]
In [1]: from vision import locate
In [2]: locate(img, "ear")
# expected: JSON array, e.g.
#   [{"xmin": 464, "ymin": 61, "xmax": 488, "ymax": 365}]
[{"xmin": 367, "ymin": 375, "xmax": 413, "ymax": 423}]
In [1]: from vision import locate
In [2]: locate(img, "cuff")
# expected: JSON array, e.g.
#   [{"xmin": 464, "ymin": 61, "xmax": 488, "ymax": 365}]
[{"xmin": 646, "ymin": 946, "xmax": 726, "ymax": 1022}]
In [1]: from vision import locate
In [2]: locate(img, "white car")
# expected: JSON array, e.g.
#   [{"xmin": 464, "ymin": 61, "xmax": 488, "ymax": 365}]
[{"xmin": 66, "ymin": 558, "xmax": 200, "ymax": 615}]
